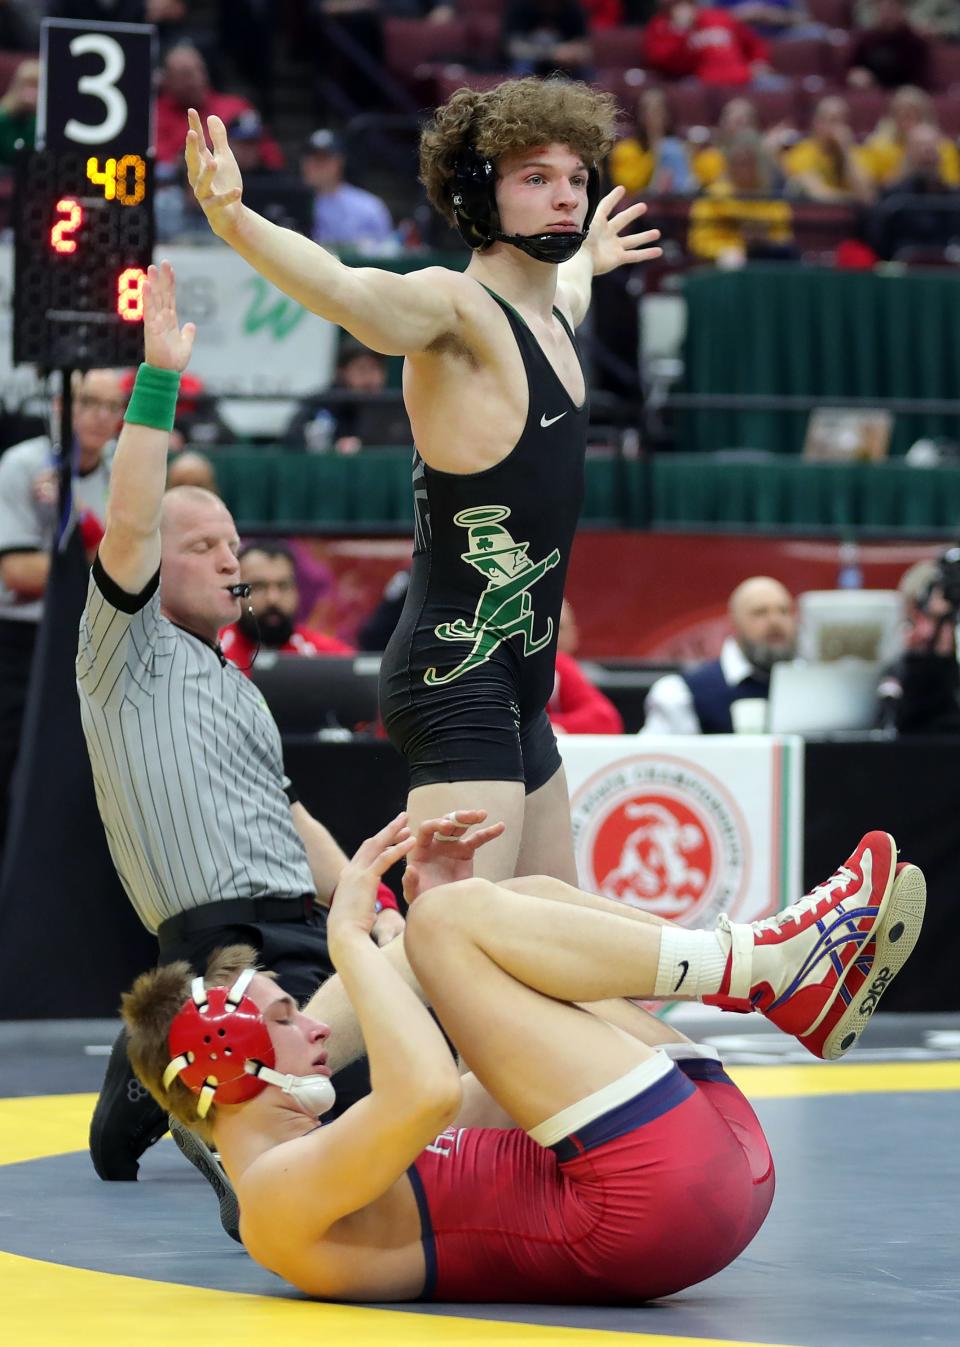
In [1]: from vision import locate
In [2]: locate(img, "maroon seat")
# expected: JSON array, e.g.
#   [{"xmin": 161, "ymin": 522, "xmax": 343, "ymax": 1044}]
[
  {"xmin": 591, "ymin": 24, "xmax": 644, "ymax": 69},
  {"xmin": 465, "ymin": 11, "xmax": 502, "ymax": 63},
  {"xmin": 595, "ymin": 66, "xmax": 654, "ymax": 114},
  {"xmin": 663, "ymin": 83, "xmax": 717, "ymax": 132},
  {"xmin": 382, "ymin": 19, "xmax": 469, "ymax": 81},
  {"xmin": 933, "ymin": 93, "xmax": 960, "ymax": 137},
  {"xmin": 824, "ymin": 30, "xmax": 854, "ymax": 79},
  {"xmin": 768, "ymin": 37, "xmax": 830, "ymax": 79},
  {"xmin": 806, "ymin": 0, "xmax": 853, "ymax": 27},
  {"xmin": 743, "ymin": 87, "xmax": 802, "ymax": 128},
  {"xmin": 434, "ymin": 69, "xmax": 509, "ymax": 103},
  {"xmin": 930, "ymin": 44, "xmax": 960, "ymax": 93},
  {"xmin": 844, "ymin": 87, "xmax": 889, "ymax": 135}
]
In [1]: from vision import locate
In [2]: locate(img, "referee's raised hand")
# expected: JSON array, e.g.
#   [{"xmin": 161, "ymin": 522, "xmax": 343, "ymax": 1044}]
[{"xmin": 142, "ymin": 260, "xmax": 196, "ymax": 372}]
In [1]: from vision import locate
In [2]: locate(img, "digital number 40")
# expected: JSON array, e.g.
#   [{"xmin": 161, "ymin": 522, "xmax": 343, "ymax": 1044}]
[{"xmin": 86, "ymin": 154, "xmax": 146, "ymax": 205}]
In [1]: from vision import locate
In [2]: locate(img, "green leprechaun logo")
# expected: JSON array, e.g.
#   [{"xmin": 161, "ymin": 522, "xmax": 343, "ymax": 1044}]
[{"xmin": 425, "ymin": 506, "xmax": 560, "ymax": 687}]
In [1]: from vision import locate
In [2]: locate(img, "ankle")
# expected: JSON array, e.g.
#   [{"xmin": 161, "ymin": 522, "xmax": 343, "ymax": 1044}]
[{"xmin": 654, "ymin": 927, "xmax": 729, "ymax": 1000}]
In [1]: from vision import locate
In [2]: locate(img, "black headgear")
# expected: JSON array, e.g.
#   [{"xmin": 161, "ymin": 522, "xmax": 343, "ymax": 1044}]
[{"xmin": 449, "ymin": 146, "xmax": 601, "ymax": 264}]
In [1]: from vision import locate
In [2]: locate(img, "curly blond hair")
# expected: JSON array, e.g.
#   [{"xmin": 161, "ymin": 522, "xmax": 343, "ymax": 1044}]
[
  {"xmin": 420, "ymin": 78, "xmax": 618, "ymax": 224},
  {"xmin": 122, "ymin": 944, "xmax": 263, "ymax": 1135}
]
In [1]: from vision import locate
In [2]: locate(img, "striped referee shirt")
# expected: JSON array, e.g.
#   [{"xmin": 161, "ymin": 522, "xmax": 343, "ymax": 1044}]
[{"xmin": 76, "ymin": 558, "xmax": 315, "ymax": 933}]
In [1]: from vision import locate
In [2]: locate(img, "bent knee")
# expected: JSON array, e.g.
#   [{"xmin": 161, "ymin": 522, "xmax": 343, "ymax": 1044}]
[{"xmin": 405, "ymin": 878, "xmax": 498, "ymax": 949}]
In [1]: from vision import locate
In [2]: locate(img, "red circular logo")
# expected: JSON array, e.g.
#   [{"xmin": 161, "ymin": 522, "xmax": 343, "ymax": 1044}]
[{"xmin": 593, "ymin": 793, "xmax": 715, "ymax": 922}]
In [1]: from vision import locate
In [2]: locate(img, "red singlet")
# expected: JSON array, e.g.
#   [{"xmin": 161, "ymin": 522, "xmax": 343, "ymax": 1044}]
[{"xmin": 408, "ymin": 1060, "xmax": 774, "ymax": 1304}]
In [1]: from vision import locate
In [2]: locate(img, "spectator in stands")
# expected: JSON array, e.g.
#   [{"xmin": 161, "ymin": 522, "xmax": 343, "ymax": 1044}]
[
  {"xmin": 154, "ymin": 42, "xmax": 283, "ymax": 169},
  {"xmin": 860, "ymin": 86, "xmax": 960, "ymax": 190},
  {"xmin": 609, "ymin": 88, "xmax": 697, "ymax": 196},
  {"xmin": 503, "ymin": 0, "xmax": 592, "ymax": 80},
  {"xmin": 301, "ymin": 128, "xmax": 395, "ymax": 253},
  {"xmin": 294, "ymin": 340, "xmax": 411, "ymax": 453},
  {"xmin": 167, "ymin": 449, "xmax": 218, "ymax": 492},
  {"xmin": 783, "ymin": 95, "xmax": 876, "ymax": 205},
  {"xmin": 877, "ymin": 556, "xmax": 960, "ymax": 733},
  {"xmin": 548, "ymin": 599, "xmax": 624, "ymax": 734},
  {"xmin": 688, "ymin": 130, "xmax": 794, "ymax": 262},
  {"xmin": 640, "ymin": 576, "xmax": 797, "ymax": 734},
  {"xmin": 846, "ymin": 0, "xmax": 930, "ymax": 91},
  {"xmin": 692, "ymin": 96, "xmax": 796, "ymax": 189},
  {"xmin": 220, "ymin": 541, "xmax": 355, "ymax": 673},
  {"xmin": 869, "ymin": 122, "xmax": 960, "ymax": 257},
  {"xmin": 855, "ymin": 0, "xmax": 960, "ymax": 40},
  {"xmin": 0, "ymin": 56, "xmax": 37, "ymax": 168},
  {"xmin": 0, "ymin": 369, "xmax": 123, "ymax": 851},
  {"xmin": 642, "ymin": 0, "xmax": 775, "ymax": 87},
  {"xmin": 707, "ymin": 0, "xmax": 827, "ymax": 40}
]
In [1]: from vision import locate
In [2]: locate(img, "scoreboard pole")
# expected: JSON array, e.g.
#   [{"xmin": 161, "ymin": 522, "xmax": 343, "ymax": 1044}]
[{"xmin": 13, "ymin": 18, "xmax": 156, "ymax": 540}]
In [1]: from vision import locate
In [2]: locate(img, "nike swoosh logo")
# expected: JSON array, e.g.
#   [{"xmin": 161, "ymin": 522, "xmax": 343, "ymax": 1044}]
[
  {"xmin": 673, "ymin": 960, "xmax": 690, "ymax": 992},
  {"xmin": 540, "ymin": 411, "xmax": 567, "ymax": 428}
]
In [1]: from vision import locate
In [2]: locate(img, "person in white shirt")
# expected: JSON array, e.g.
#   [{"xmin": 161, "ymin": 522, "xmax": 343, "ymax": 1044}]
[{"xmin": 641, "ymin": 576, "xmax": 796, "ymax": 735}]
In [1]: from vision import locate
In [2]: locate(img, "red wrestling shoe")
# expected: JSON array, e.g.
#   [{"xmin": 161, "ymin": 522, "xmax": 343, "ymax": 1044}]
[
  {"xmin": 704, "ymin": 832, "xmax": 915, "ymax": 1060},
  {"xmin": 797, "ymin": 860, "xmax": 926, "ymax": 1060}
]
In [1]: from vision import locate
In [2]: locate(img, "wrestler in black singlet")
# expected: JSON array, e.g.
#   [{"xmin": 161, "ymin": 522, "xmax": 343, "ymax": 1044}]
[{"xmin": 380, "ymin": 287, "xmax": 587, "ymax": 793}]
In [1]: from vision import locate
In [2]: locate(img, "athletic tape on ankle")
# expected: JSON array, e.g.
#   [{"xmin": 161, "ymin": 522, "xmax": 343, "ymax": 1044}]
[{"xmin": 125, "ymin": 363, "xmax": 181, "ymax": 431}]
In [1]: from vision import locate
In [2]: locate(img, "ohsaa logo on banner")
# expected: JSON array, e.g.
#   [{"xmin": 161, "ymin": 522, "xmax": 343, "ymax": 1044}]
[{"xmin": 570, "ymin": 755, "xmax": 750, "ymax": 928}]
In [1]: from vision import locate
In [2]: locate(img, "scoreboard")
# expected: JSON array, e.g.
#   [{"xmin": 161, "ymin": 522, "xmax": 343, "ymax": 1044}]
[{"xmin": 13, "ymin": 19, "xmax": 156, "ymax": 369}]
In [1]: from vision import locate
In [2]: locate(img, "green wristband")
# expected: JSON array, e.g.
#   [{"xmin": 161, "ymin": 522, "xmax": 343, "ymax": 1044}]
[{"xmin": 124, "ymin": 363, "xmax": 181, "ymax": 431}]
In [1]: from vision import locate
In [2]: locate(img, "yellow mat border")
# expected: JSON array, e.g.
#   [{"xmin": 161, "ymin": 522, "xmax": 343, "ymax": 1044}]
[{"xmin": 1, "ymin": 1062, "xmax": 956, "ymax": 1347}]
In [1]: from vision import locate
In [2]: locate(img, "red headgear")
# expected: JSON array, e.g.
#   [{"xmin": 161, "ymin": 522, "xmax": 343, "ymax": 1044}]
[{"xmin": 164, "ymin": 969, "xmax": 274, "ymax": 1118}]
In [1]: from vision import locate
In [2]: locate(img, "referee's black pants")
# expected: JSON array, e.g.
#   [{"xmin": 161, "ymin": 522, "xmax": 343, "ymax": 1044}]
[{"xmin": 89, "ymin": 904, "xmax": 370, "ymax": 1181}]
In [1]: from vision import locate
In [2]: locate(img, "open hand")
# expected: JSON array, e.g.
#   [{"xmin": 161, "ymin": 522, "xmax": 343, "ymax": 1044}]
[
  {"xmin": 329, "ymin": 814, "xmax": 415, "ymax": 947},
  {"xmin": 402, "ymin": 809, "xmax": 506, "ymax": 905},
  {"xmin": 143, "ymin": 261, "xmax": 195, "ymax": 372},
  {"xmin": 184, "ymin": 109, "xmax": 244, "ymax": 236},
  {"xmin": 586, "ymin": 187, "xmax": 662, "ymax": 277}
]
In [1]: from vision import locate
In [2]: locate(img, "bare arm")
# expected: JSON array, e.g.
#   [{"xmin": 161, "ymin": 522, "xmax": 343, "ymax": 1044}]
[
  {"xmin": 259, "ymin": 820, "xmax": 460, "ymax": 1231},
  {"xmin": 97, "ymin": 262, "xmax": 196, "ymax": 594},
  {"xmin": 0, "ymin": 551, "xmax": 49, "ymax": 599},
  {"xmin": 290, "ymin": 800, "xmax": 348, "ymax": 908},
  {"xmin": 185, "ymin": 112, "xmax": 461, "ymax": 357},
  {"xmin": 557, "ymin": 187, "xmax": 662, "ymax": 327}
]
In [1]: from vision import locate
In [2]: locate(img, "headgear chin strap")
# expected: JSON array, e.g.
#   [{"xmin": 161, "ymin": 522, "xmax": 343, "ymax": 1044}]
[
  {"xmin": 449, "ymin": 147, "xmax": 601, "ymax": 264},
  {"xmin": 163, "ymin": 970, "xmax": 336, "ymax": 1121}
]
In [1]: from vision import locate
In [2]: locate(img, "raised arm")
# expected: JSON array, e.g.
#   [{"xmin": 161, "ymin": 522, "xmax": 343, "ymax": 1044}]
[
  {"xmin": 252, "ymin": 817, "xmax": 461, "ymax": 1234},
  {"xmin": 97, "ymin": 262, "xmax": 195, "ymax": 594},
  {"xmin": 185, "ymin": 112, "xmax": 460, "ymax": 357}
]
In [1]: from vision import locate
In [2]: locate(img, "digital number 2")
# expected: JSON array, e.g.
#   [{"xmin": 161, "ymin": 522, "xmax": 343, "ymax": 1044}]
[{"xmin": 51, "ymin": 198, "xmax": 84, "ymax": 254}]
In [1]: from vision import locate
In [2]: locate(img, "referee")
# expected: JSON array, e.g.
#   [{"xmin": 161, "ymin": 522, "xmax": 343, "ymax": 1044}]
[{"xmin": 78, "ymin": 261, "xmax": 404, "ymax": 1195}]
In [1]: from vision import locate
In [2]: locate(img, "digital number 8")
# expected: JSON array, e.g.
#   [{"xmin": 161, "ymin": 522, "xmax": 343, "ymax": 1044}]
[{"xmin": 117, "ymin": 267, "xmax": 146, "ymax": 322}]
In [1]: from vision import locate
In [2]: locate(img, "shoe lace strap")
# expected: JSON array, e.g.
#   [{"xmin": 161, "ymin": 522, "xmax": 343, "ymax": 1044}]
[{"xmin": 752, "ymin": 865, "xmax": 857, "ymax": 936}]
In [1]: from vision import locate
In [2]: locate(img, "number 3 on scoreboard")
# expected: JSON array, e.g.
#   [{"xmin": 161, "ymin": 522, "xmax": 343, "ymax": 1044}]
[{"xmin": 117, "ymin": 267, "xmax": 146, "ymax": 322}]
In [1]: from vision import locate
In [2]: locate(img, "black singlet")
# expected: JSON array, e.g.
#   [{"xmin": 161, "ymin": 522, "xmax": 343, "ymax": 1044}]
[{"xmin": 379, "ymin": 286, "xmax": 588, "ymax": 792}]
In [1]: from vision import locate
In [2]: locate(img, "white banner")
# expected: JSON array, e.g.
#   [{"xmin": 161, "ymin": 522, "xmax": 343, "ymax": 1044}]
[
  {"xmin": 559, "ymin": 734, "xmax": 804, "ymax": 929},
  {"xmin": 0, "ymin": 241, "xmax": 337, "ymax": 402}
]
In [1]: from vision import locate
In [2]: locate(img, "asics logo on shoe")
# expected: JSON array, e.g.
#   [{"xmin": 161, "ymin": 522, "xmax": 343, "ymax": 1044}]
[
  {"xmin": 540, "ymin": 411, "xmax": 567, "ymax": 428},
  {"xmin": 767, "ymin": 905, "xmax": 880, "ymax": 1014},
  {"xmin": 859, "ymin": 966, "xmax": 893, "ymax": 1017}
]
